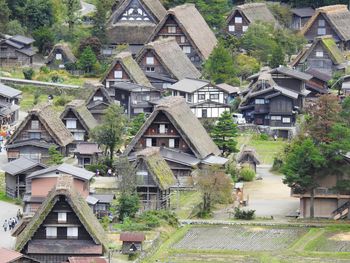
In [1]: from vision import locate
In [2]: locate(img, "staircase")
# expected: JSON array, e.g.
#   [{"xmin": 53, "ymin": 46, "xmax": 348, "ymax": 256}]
[{"xmin": 332, "ymin": 201, "xmax": 350, "ymax": 220}]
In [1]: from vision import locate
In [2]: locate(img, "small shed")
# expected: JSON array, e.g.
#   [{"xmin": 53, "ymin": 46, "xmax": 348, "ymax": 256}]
[
  {"xmin": 74, "ymin": 142, "xmax": 102, "ymax": 167},
  {"xmin": 237, "ymin": 146, "xmax": 260, "ymax": 172},
  {"xmin": 120, "ymin": 232, "xmax": 146, "ymax": 254},
  {"xmin": 46, "ymin": 43, "xmax": 77, "ymax": 69}
]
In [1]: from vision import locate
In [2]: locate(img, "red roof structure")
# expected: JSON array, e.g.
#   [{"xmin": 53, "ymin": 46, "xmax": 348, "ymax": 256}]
[
  {"xmin": 120, "ymin": 232, "xmax": 146, "ymax": 242},
  {"xmin": 68, "ymin": 257, "xmax": 107, "ymax": 263}
]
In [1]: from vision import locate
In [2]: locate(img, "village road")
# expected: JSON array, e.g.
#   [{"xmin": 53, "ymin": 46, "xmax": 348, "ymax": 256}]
[{"xmin": 0, "ymin": 201, "xmax": 21, "ymax": 249}]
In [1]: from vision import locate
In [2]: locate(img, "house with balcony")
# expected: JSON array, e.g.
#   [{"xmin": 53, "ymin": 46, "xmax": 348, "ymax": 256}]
[
  {"xmin": 86, "ymin": 85, "xmax": 114, "ymax": 123},
  {"xmin": 146, "ymin": 4, "xmax": 217, "ymax": 68},
  {"xmin": 136, "ymin": 38, "xmax": 201, "ymax": 90},
  {"xmin": 6, "ymin": 104, "xmax": 74, "ymax": 163},
  {"xmin": 167, "ymin": 78, "xmax": 238, "ymax": 118},
  {"xmin": 16, "ymin": 175, "xmax": 108, "ymax": 263},
  {"xmin": 239, "ymin": 67, "xmax": 312, "ymax": 138},
  {"xmin": 225, "ymin": 3, "xmax": 277, "ymax": 37},
  {"xmin": 0, "ymin": 83, "xmax": 22, "ymax": 125}
]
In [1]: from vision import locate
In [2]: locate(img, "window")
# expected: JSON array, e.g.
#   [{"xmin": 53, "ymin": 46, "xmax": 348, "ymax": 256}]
[
  {"xmin": 169, "ymin": 138, "xmax": 175, "ymax": 148},
  {"xmin": 66, "ymin": 119, "xmax": 77, "ymax": 129},
  {"xmin": 74, "ymin": 132, "xmax": 85, "ymax": 141},
  {"xmin": 162, "ymin": 83, "xmax": 171, "ymax": 89},
  {"xmin": 168, "ymin": 26, "xmax": 176, "ymax": 33},
  {"xmin": 198, "ymin": 94, "xmax": 205, "ymax": 101},
  {"xmin": 146, "ymin": 67, "xmax": 155, "ymax": 72},
  {"xmin": 183, "ymin": 46, "xmax": 191, "ymax": 54},
  {"xmin": 55, "ymin": 53, "xmax": 62, "ymax": 60},
  {"xmin": 159, "ymin": 124, "xmax": 166, "ymax": 134},
  {"xmin": 271, "ymin": 116, "xmax": 281, "ymax": 120},
  {"xmin": 180, "ymin": 36, "xmax": 186, "ymax": 43},
  {"xmin": 282, "ymin": 117, "xmax": 291, "ymax": 123},
  {"xmin": 316, "ymin": 50, "xmax": 324, "ymax": 57},
  {"xmin": 255, "ymin": 99, "xmax": 265, "ymax": 104},
  {"xmin": 174, "ymin": 138, "xmax": 180, "ymax": 148},
  {"xmin": 317, "ymin": 28, "xmax": 326, "ymax": 35},
  {"xmin": 228, "ymin": 25, "xmax": 235, "ymax": 32},
  {"xmin": 46, "ymin": 227, "xmax": 57, "ymax": 238},
  {"xmin": 29, "ymin": 132, "xmax": 41, "ymax": 139},
  {"xmin": 242, "ymin": 26, "xmax": 248, "ymax": 32},
  {"xmin": 114, "ymin": 70, "xmax": 123, "ymax": 79},
  {"xmin": 202, "ymin": 109, "xmax": 207, "ymax": 118},
  {"xmin": 93, "ymin": 96, "xmax": 103, "ymax": 101},
  {"xmin": 146, "ymin": 138, "xmax": 152, "ymax": 147},
  {"xmin": 31, "ymin": 120, "xmax": 39, "ymax": 130},
  {"xmin": 152, "ymin": 138, "xmax": 157, "ymax": 146},
  {"xmin": 210, "ymin": 94, "xmax": 219, "ymax": 100},
  {"xmin": 146, "ymin": 56, "xmax": 154, "ymax": 65},
  {"xmin": 67, "ymin": 227, "xmax": 78, "ymax": 239},
  {"xmin": 58, "ymin": 212, "xmax": 67, "ymax": 223},
  {"xmin": 235, "ymin": 16, "xmax": 242, "ymax": 23},
  {"xmin": 318, "ymin": 19, "xmax": 325, "ymax": 26},
  {"xmin": 187, "ymin": 94, "xmax": 192, "ymax": 102},
  {"xmin": 59, "ymin": 64, "xmax": 65, "ymax": 69}
]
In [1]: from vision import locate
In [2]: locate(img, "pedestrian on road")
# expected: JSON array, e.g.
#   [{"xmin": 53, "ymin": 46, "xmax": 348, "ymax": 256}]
[
  {"xmin": 8, "ymin": 218, "xmax": 12, "ymax": 230},
  {"xmin": 3, "ymin": 220, "xmax": 8, "ymax": 231}
]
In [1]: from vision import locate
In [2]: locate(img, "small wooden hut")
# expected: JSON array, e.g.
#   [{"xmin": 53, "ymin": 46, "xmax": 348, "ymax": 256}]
[{"xmin": 237, "ymin": 146, "xmax": 260, "ymax": 172}]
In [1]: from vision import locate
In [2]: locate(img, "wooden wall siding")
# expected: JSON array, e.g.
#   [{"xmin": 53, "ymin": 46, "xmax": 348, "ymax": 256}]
[
  {"xmin": 92, "ymin": 89, "xmax": 109, "ymax": 103},
  {"xmin": 270, "ymin": 96, "xmax": 293, "ymax": 114},
  {"xmin": 273, "ymin": 78, "xmax": 303, "ymax": 93},
  {"xmin": 8, "ymin": 146, "xmax": 51, "ymax": 162},
  {"xmin": 106, "ymin": 62, "xmax": 131, "ymax": 81},
  {"xmin": 227, "ymin": 11, "xmax": 250, "ymax": 36},
  {"xmin": 304, "ymin": 14, "xmax": 340, "ymax": 43},
  {"xmin": 139, "ymin": 50, "xmax": 171, "ymax": 77},
  {"xmin": 14, "ymin": 116, "xmax": 53, "ymax": 143},
  {"xmin": 62, "ymin": 110, "xmax": 86, "ymax": 131},
  {"xmin": 0, "ymin": 44, "xmax": 31, "ymax": 66}
]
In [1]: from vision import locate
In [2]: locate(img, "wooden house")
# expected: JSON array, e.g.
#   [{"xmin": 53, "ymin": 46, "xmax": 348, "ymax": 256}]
[
  {"xmin": 225, "ymin": 3, "xmax": 277, "ymax": 37},
  {"xmin": 0, "ymin": 83, "xmax": 22, "ymax": 125},
  {"xmin": 23, "ymin": 163, "xmax": 94, "ymax": 214},
  {"xmin": 74, "ymin": 142, "xmax": 102, "ymax": 168},
  {"xmin": 3, "ymin": 157, "xmax": 46, "ymax": 199},
  {"xmin": 0, "ymin": 35, "xmax": 36, "ymax": 66},
  {"xmin": 0, "ymin": 248, "xmax": 40, "ymax": 263},
  {"xmin": 300, "ymin": 5, "xmax": 350, "ymax": 50},
  {"xmin": 290, "ymin": 35, "xmax": 346, "ymax": 76},
  {"xmin": 15, "ymin": 175, "xmax": 108, "ymax": 263},
  {"xmin": 146, "ymin": 4, "xmax": 217, "ymax": 68},
  {"xmin": 6, "ymin": 104, "xmax": 74, "ymax": 163},
  {"xmin": 239, "ymin": 67, "xmax": 312, "ymax": 138},
  {"xmin": 106, "ymin": 0, "xmax": 166, "ymax": 50},
  {"xmin": 120, "ymin": 232, "xmax": 145, "ymax": 254},
  {"xmin": 290, "ymin": 7, "xmax": 315, "ymax": 30},
  {"xmin": 46, "ymin": 43, "xmax": 77, "ymax": 70},
  {"xmin": 60, "ymin": 100, "xmax": 98, "ymax": 151},
  {"xmin": 85, "ymin": 85, "xmax": 114, "ymax": 123},
  {"xmin": 86, "ymin": 194, "xmax": 116, "ymax": 218},
  {"xmin": 236, "ymin": 146, "xmax": 260, "ymax": 172},
  {"xmin": 136, "ymin": 38, "xmax": 201, "ymax": 89},
  {"xmin": 112, "ymin": 82, "xmax": 161, "ymax": 116},
  {"xmin": 304, "ymin": 68, "xmax": 330, "ymax": 98},
  {"xmin": 101, "ymin": 51, "xmax": 152, "ymax": 89},
  {"xmin": 167, "ymin": 78, "xmax": 236, "ymax": 119},
  {"xmin": 134, "ymin": 147, "xmax": 176, "ymax": 210},
  {"xmin": 124, "ymin": 96, "xmax": 227, "ymax": 187}
]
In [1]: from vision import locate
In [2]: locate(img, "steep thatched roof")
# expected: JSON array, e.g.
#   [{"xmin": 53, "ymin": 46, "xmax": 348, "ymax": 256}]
[
  {"xmin": 137, "ymin": 38, "xmax": 201, "ymax": 80},
  {"xmin": 124, "ymin": 96, "xmax": 221, "ymax": 159},
  {"xmin": 226, "ymin": 3, "xmax": 276, "ymax": 25},
  {"xmin": 46, "ymin": 43, "xmax": 77, "ymax": 64},
  {"xmin": 86, "ymin": 84, "xmax": 114, "ymax": 107},
  {"xmin": 136, "ymin": 147, "xmax": 176, "ymax": 190},
  {"xmin": 301, "ymin": 5, "xmax": 350, "ymax": 41},
  {"xmin": 148, "ymin": 4, "xmax": 217, "ymax": 60},
  {"xmin": 15, "ymin": 175, "xmax": 108, "ymax": 253},
  {"xmin": 61, "ymin": 100, "xmax": 98, "ymax": 132},
  {"xmin": 7, "ymin": 103, "xmax": 74, "ymax": 147},
  {"xmin": 237, "ymin": 146, "xmax": 260, "ymax": 165},
  {"xmin": 101, "ymin": 51, "xmax": 152, "ymax": 87}
]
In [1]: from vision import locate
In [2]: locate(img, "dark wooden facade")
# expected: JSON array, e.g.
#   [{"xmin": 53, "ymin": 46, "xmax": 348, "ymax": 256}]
[
  {"xmin": 0, "ymin": 39, "xmax": 34, "ymax": 66},
  {"xmin": 86, "ymin": 89, "xmax": 112, "ymax": 123},
  {"xmin": 61, "ymin": 109, "xmax": 89, "ymax": 146},
  {"xmin": 226, "ymin": 10, "xmax": 250, "ymax": 37}
]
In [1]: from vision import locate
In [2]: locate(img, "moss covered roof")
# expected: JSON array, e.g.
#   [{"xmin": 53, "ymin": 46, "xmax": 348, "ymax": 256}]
[{"xmin": 321, "ymin": 36, "xmax": 346, "ymax": 64}]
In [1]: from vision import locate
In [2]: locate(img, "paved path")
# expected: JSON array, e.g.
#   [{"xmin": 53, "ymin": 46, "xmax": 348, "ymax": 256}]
[
  {"xmin": 0, "ymin": 201, "xmax": 21, "ymax": 249},
  {"xmin": 80, "ymin": 0, "xmax": 96, "ymax": 16}
]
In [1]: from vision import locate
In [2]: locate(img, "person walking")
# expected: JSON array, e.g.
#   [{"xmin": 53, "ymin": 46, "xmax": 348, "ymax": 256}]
[{"xmin": 3, "ymin": 220, "xmax": 8, "ymax": 232}]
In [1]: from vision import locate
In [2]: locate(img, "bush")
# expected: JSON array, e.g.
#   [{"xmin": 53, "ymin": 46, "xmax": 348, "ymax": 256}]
[
  {"xmin": 85, "ymin": 163, "xmax": 108, "ymax": 176},
  {"xmin": 40, "ymin": 66, "xmax": 50, "ymax": 74},
  {"xmin": 51, "ymin": 74, "xmax": 64, "ymax": 83},
  {"xmin": 23, "ymin": 68, "xmax": 35, "ymax": 80},
  {"xmin": 240, "ymin": 167, "xmax": 256, "ymax": 181},
  {"xmin": 53, "ymin": 95, "xmax": 71, "ymax": 106},
  {"xmin": 100, "ymin": 216, "xmax": 110, "ymax": 231},
  {"xmin": 139, "ymin": 210, "xmax": 179, "ymax": 228},
  {"xmin": 272, "ymin": 156, "xmax": 283, "ymax": 172},
  {"xmin": 234, "ymin": 207, "xmax": 255, "ymax": 220},
  {"xmin": 259, "ymin": 133, "xmax": 269, "ymax": 140},
  {"xmin": 33, "ymin": 89, "xmax": 41, "ymax": 105}
]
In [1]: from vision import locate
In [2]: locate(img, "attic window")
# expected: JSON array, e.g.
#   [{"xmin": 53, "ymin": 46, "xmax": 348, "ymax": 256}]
[
  {"xmin": 93, "ymin": 96, "xmax": 103, "ymax": 101},
  {"xmin": 58, "ymin": 212, "xmax": 67, "ymax": 223},
  {"xmin": 66, "ymin": 119, "xmax": 77, "ymax": 129},
  {"xmin": 317, "ymin": 28, "xmax": 326, "ymax": 35},
  {"xmin": 168, "ymin": 26, "xmax": 176, "ymax": 33},
  {"xmin": 146, "ymin": 67, "xmax": 155, "ymax": 72},
  {"xmin": 243, "ymin": 26, "xmax": 248, "ymax": 32},
  {"xmin": 114, "ymin": 70, "xmax": 123, "ymax": 79},
  {"xmin": 180, "ymin": 36, "xmax": 186, "ymax": 43},
  {"xmin": 182, "ymin": 46, "xmax": 191, "ymax": 54},
  {"xmin": 31, "ymin": 120, "xmax": 39, "ymax": 130},
  {"xmin": 316, "ymin": 50, "xmax": 324, "ymax": 57},
  {"xmin": 56, "ymin": 53, "xmax": 62, "ymax": 60},
  {"xmin": 318, "ymin": 19, "xmax": 325, "ymax": 27},
  {"xmin": 46, "ymin": 227, "xmax": 57, "ymax": 239},
  {"xmin": 228, "ymin": 25, "xmax": 235, "ymax": 32},
  {"xmin": 235, "ymin": 16, "xmax": 242, "ymax": 23},
  {"xmin": 146, "ymin": 56, "xmax": 154, "ymax": 65},
  {"xmin": 67, "ymin": 227, "xmax": 78, "ymax": 239}
]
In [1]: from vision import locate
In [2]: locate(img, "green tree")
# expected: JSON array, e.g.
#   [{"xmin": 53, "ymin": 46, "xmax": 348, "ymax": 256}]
[
  {"xmin": 0, "ymin": 0, "xmax": 10, "ymax": 32},
  {"xmin": 78, "ymin": 37, "xmax": 102, "ymax": 57},
  {"xmin": 211, "ymin": 111, "xmax": 238, "ymax": 155},
  {"xmin": 63, "ymin": 0, "xmax": 80, "ymax": 33},
  {"xmin": 91, "ymin": 104, "xmax": 127, "ymax": 162},
  {"xmin": 282, "ymin": 138, "xmax": 326, "ymax": 218},
  {"xmin": 114, "ymin": 157, "xmax": 137, "ymax": 195},
  {"xmin": 23, "ymin": 0, "xmax": 54, "ymax": 31},
  {"xmin": 78, "ymin": 47, "xmax": 97, "ymax": 73},
  {"xmin": 117, "ymin": 194, "xmax": 140, "ymax": 221},
  {"xmin": 6, "ymin": 20, "xmax": 26, "ymax": 35},
  {"xmin": 235, "ymin": 53, "xmax": 260, "ymax": 79},
  {"xmin": 92, "ymin": 0, "xmax": 114, "ymax": 42},
  {"xmin": 270, "ymin": 44, "xmax": 285, "ymax": 68},
  {"xmin": 129, "ymin": 113, "xmax": 146, "ymax": 136},
  {"xmin": 47, "ymin": 146, "xmax": 64, "ymax": 165},
  {"xmin": 33, "ymin": 26, "xmax": 55, "ymax": 55},
  {"xmin": 268, "ymin": 3, "xmax": 292, "ymax": 28}
]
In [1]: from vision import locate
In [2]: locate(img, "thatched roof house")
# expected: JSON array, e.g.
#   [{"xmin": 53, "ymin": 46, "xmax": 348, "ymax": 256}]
[
  {"xmin": 46, "ymin": 43, "xmax": 77, "ymax": 69},
  {"xmin": 86, "ymin": 84, "xmax": 114, "ymax": 123},
  {"xmin": 237, "ymin": 146, "xmax": 260, "ymax": 171},
  {"xmin": 106, "ymin": 0, "xmax": 166, "ymax": 45},
  {"xmin": 15, "ymin": 175, "xmax": 108, "ymax": 262},
  {"xmin": 300, "ymin": 5, "xmax": 350, "ymax": 50},
  {"xmin": 101, "ymin": 51, "xmax": 152, "ymax": 88}
]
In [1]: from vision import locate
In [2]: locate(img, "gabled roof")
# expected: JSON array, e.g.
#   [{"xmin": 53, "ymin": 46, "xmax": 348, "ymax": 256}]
[
  {"xmin": 237, "ymin": 146, "xmax": 260, "ymax": 165},
  {"xmin": 10, "ymin": 35, "xmax": 35, "ymax": 45},
  {"xmin": 68, "ymin": 257, "xmax": 107, "ymax": 263},
  {"xmin": 0, "ymin": 83, "xmax": 22, "ymax": 98},
  {"xmin": 137, "ymin": 38, "xmax": 201, "ymax": 81},
  {"xmin": 148, "ymin": 4, "xmax": 217, "ymax": 60},
  {"xmin": 226, "ymin": 3, "xmax": 276, "ymax": 25},
  {"xmin": 27, "ymin": 163, "xmax": 94, "ymax": 181},
  {"xmin": 86, "ymin": 85, "xmax": 114, "ymax": 107},
  {"xmin": 101, "ymin": 51, "xmax": 152, "ymax": 87},
  {"xmin": 6, "ymin": 104, "xmax": 74, "ymax": 147},
  {"xmin": 75, "ymin": 142, "xmax": 102, "ymax": 155},
  {"xmin": 61, "ymin": 100, "xmax": 98, "ymax": 132},
  {"xmin": 301, "ymin": 5, "xmax": 350, "ymax": 41},
  {"xmin": 124, "ymin": 96, "xmax": 221, "ymax": 159},
  {"xmin": 112, "ymin": 81, "xmax": 160, "ymax": 92},
  {"xmin": 136, "ymin": 147, "xmax": 176, "ymax": 190},
  {"xmin": 305, "ymin": 68, "xmax": 332, "ymax": 82},
  {"xmin": 46, "ymin": 43, "xmax": 77, "ymax": 64},
  {"xmin": 120, "ymin": 232, "xmax": 146, "ymax": 242},
  {"xmin": 291, "ymin": 7, "xmax": 315, "ymax": 18},
  {"xmin": 15, "ymin": 175, "xmax": 108, "ymax": 253},
  {"xmin": 0, "ymin": 248, "xmax": 25, "ymax": 262},
  {"xmin": 269, "ymin": 66, "xmax": 313, "ymax": 81},
  {"xmin": 217, "ymin": 83, "xmax": 240, "ymax": 94},
  {"xmin": 2, "ymin": 157, "xmax": 46, "ymax": 176}
]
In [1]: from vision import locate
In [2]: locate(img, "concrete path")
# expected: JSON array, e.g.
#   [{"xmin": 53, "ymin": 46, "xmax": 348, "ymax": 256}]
[
  {"xmin": 0, "ymin": 201, "xmax": 22, "ymax": 249},
  {"xmin": 80, "ymin": 0, "xmax": 96, "ymax": 16}
]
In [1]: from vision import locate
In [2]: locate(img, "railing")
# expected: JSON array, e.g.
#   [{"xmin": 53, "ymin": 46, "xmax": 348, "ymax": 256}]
[{"xmin": 332, "ymin": 201, "xmax": 350, "ymax": 217}]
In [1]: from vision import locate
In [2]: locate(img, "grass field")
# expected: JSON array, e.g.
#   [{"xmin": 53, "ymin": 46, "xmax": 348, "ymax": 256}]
[{"xmin": 170, "ymin": 191, "xmax": 202, "ymax": 219}]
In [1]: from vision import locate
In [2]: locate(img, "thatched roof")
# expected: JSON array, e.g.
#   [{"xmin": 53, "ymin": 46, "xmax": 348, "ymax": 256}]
[
  {"xmin": 301, "ymin": 5, "xmax": 350, "ymax": 41},
  {"xmin": 101, "ymin": 51, "xmax": 152, "ymax": 87},
  {"xmin": 237, "ymin": 146, "xmax": 260, "ymax": 165},
  {"xmin": 136, "ymin": 147, "xmax": 176, "ymax": 190},
  {"xmin": 124, "ymin": 96, "xmax": 221, "ymax": 159},
  {"xmin": 61, "ymin": 100, "xmax": 98, "ymax": 132},
  {"xmin": 137, "ymin": 38, "xmax": 201, "ymax": 80},
  {"xmin": 148, "ymin": 4, "xmax": 217, "ymax": 60},
  {"xmin": 7, "ymin": 103, "xmax": 74, "ymax": 147},
  {"xmin": 15, "ymin": 175, "xmax": 108, "ymax": 253},
  {"xmin": 227, "ymin": 3, "xmax": 276, "ymax": 25},
  {"xmin": 46, "ymin": 43, "xmax": 77, "ymax": 64},
  {"xmin": 86, "ymin": 84, "xmax": 114, "ymax": 107}
]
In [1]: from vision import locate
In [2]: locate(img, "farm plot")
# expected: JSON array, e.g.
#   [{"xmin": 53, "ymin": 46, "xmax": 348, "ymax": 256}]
[
  {"xmin": 173, "ymin": 226, "xmax": 307, "ymax": 251},
  {"xmin": 309, "ymin": 231, "xmax": 350, "ymax": 252}
]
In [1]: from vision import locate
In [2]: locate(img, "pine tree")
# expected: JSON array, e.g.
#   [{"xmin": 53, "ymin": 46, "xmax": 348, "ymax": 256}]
[{"xmin": 78, "ymin": 47, "xmax": 97, "ymax": 73}]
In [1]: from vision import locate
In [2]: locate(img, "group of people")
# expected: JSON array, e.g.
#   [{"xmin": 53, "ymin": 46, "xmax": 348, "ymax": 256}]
[{"xmin": 2, "ymin": 209, "xmax": 22, "ymax": 232}]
